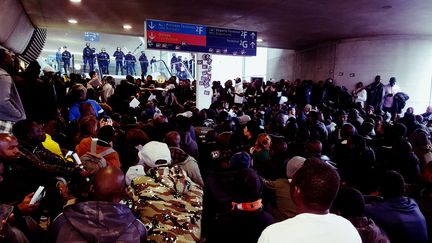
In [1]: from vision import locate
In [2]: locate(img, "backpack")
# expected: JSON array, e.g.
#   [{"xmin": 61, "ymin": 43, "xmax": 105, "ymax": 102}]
[{"xmin": 80, "ymin": 138, "xmax": 115, "ymax": 174}]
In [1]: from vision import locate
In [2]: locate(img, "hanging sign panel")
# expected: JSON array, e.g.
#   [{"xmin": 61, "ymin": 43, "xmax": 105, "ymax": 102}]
[{"xmin": 145, "ymin": 19, "xmax": 257, "ymax": 56}]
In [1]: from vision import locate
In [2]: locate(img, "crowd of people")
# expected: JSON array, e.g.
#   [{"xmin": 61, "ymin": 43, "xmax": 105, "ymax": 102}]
[{"xmin": 1, "ymin": 46, "xmax": 432, "ymax": 242}]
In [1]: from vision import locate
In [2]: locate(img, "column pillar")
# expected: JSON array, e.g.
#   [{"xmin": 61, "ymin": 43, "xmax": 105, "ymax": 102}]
[{"xmin": 196, "ymin": 53, "xmax": 213, "ymax": 110}]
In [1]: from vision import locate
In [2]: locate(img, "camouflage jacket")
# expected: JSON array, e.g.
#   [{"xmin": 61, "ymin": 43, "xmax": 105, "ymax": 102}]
[{"xmin": 129, "ymin": 166, "xmax": 203, "ymax": 243}]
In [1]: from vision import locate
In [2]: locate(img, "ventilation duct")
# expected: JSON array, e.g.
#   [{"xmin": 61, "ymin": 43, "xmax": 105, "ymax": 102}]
[
  {"xmin": 0, "ymin": 0, "xmax": 37, "ymax": 57},
  {"xmin": 20, "ymin": 28, "xmax": 47, "ymax": 64}
]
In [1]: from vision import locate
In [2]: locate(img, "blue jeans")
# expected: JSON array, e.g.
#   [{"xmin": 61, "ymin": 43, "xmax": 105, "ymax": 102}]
[
  {"xmin": 83, "ymin": 57, "xmax": 94, "ymax": 73},
  {"xmin": 116, "ymin": 60, "xmax": 123, "ymax": 75},
  {"xmin": 63, "ymin": 59, "xmax": 70, "ymax": 74}
]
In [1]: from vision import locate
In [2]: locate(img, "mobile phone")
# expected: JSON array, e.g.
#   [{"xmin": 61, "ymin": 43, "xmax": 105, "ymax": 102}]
[
  {"xmin": 30, "ymin": 186, "xmax": 45, "ymax": 205},
  {"xmin": 72, "ymin": 153, "xmax": 82, "ymax": 165},
  {"xmin": 65, "ymin": 150, "xmax": 73, "ymax": 158}
]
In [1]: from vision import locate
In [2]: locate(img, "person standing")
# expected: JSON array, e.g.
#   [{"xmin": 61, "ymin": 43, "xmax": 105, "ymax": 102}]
[
  {"xmin": 82, "ymin": 43, "xmax": 94, "ymax": 73},
  {"xmin": 113, "ymin": 47, "xmax": 125, "ymax": 75},
  {"xmin": 170, "ymin": 53, "xmax": 177, "ymax": 73},
  {"xmin": 233, "ymin": 78, "xmax": 244, "ymax": 105},
  {"xmin": 150, "ymin": 56, "xmax": 157, "ymax": 73},
  {"xmin": 0, "ymin": 49, "xmax": 26, "ymax": 134},
  {"xmin": 352, "ymin": 82, "xmax": 367, "ymax": 108},
  {"xmin": 139, "ymin": 51, "xmax": 149, "ymax": 76},
  {"xmin": 61, "ymin": 46, "xmax": 71, "ymax": 75},
  {"xmin": 55, "ymin": 47, "xmax": 62, "ymax": 72},
  {"xmin": 97, "ymin": 48, "xmax": 110, "ymax": 75},
  {"xmin": 366, "ymin": 75, "xmax": 384, "ymax": 111},
  {"xmin": 382, "ymin": 77, "xmax": 401, "ymax": 115},
  {"xmin": 124, "ymin": 51, "xmax": 136, "ymax": 76}
]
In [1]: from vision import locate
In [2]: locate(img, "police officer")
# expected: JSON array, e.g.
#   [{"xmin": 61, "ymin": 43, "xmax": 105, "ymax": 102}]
[
  {"xmin": 170, "ymin": 53, "xmax": 177, "ymax": 73},
  {"xmin": 113, "ymin": 47, "xmax": 125, "ymax": 75},
  {"xmin": 56, "ymin": 47, "xmax": 62, "ymax": 72},
  {"xmin": 188, "ymin": 55, "xmax": 195, "ymax": 76},
  {"xmin": 82, "ymin": 43, "xmax": 94, "ymax": 73},
  {"xmin": 175, "ymin": 55, "xmax": 182, "ymax": 77},
  {"xmin": 91, "ymin": 47, "xmax": 97, "ymax": 70},
  {"xmin": 150, "ymin": 56, "xmax": 157, "ymax": 73},
  {"xmin": 124, "ymin": 51, "xmax": 136, "ymax": 75},
  {"xmin": 97, "ymin": 48, "xmax": 110, "ymax": 75},
  {"xmin": 139, "ymin": 51, "xmax": 149, "ymax": 76},
  {"xmin": 62, "ymin": 46, "xmax": 71, "ymax": 74}
]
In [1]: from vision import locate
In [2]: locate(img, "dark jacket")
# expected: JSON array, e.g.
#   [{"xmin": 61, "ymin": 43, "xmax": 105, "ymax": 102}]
[
  {"xmin": 365, "ymin": 197, "xmax": 428, "ymax": 243},
  {"xmin": 52, "ymin": 201, "xmax": 146, "ymax": 243},
  {"xmin": 206, "ymin": 209, "xmax": 274, "ymax": 243},
  {"xmin": 348, "ymin": 216, "xmax": 390, "ymax": 243}
]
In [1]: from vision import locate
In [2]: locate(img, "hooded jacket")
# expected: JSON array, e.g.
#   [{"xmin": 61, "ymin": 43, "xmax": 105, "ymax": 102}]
[
  {"xmin": 52, "ymin": 201, "xmax": 146, "ymax": 243},
  {"xmin": 348, "ymin": 216, "xmax": 390, "ymax": 243},
  {"xmin": 365, "ymin": 197, "xmax": 428, "ymax": 243}
]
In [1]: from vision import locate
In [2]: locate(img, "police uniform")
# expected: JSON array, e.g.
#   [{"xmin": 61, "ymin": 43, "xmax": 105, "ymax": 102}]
[
  {"xmin": 62, "ymin": 48, "xmax": 72, "ymax": 74},
  {"xmin": 83, "ymin": 44, "xmax": 94, "ymax": 73},
  {"xmin": 124, "ymin": 52, "xmax": 136, "ymax": 76},
  {"xmin": 113, "ymin": 49, "xmax": 125, "ymax": 75},
  {"xmin": 170, "ymin": 54, "xmax": 177, "ymax": 73},
  {"xmin": 97, "ymin": 49, "xmax": 110, "ymax": 75},
  {"xmin": 56, "ymin": 48, "xmax": 62, "ymax": 72},
  {"xmin": 139, "ymin": 52, "xmax": 149, "ymax": 76},
  {"xmin": 150, "ymin": 57, "xmax": 157, "ymax": 72}
]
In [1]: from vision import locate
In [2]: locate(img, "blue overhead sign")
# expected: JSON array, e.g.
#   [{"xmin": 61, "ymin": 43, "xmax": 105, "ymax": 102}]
[
  {"xmin": 145, "ymin": 19, "xmax": 257, "ymax": 56},
  {"xmin": 206, "ymin": 27, "xmax": 257, "ymax": 56},
  {"xmin": 84, "ymin": 32, "xmax": 100, "ymax": 42},
  {"xmin": 146, "ymin": 19, "xmax": 206, "ymax": 36}
]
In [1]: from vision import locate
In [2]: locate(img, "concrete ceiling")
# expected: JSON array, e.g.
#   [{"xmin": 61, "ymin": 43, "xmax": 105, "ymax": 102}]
[{"xmin": 19, "ymin": 0, "xmax": 432, "ymax": 50}]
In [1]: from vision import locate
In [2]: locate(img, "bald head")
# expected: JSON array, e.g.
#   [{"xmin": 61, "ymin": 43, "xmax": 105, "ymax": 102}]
[
  {"xmin": 93, "ymin": 167, "xmax": 125, "ymax": 203},
  {"xmin": 165, "ymin": 131, "xmax": 180, "ymax": 147},
  {"xmin": 305, "ymin": 140, "xmax": 322, "ymax": 158}
]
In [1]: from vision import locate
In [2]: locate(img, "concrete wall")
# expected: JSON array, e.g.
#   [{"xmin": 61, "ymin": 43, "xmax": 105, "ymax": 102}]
[
  {"xmin": 294, "ymin": 36, "xmax": 432, "ymax": 113},
  {"xmin": 294, "ymin": 42, "xmax": 336, "ymax": 81},
  {"xmin": 266, "ymin": 48, "xmax": 295, "ymax": 81}
]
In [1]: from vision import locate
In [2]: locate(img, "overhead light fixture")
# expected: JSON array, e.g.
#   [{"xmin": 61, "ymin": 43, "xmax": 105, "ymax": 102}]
[
  {"xmin": 70, "ymin": 0, "xmax": 81, "ymax": 3},
  {"xmin": 123, "ymin": 24, "xmax": 132, "ymax": 30},
  {"xmin": 68, "ymin": 19, "xmax": 78, "ymax": 24},
  {"xmin": 257, "ymin": 38, "xmax": 263, "ymax": 42},
  {"xmin": 382, "ymin": 5, "xmax": 392, "ymax": 9}
]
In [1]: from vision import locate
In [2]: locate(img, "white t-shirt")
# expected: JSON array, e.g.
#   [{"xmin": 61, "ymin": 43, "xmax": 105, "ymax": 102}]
[
  {"xmin": 354, "ymin": 89, "xmax": 367, "ymax": 108},
  {"xmin": 258, "ymin": 213, "xmax": 361, "ymax": 243},
  {"xmin": 234, "ymin": 83, "xmax": 244, "ymax": 104},
  {"xmin": 383, "ymin": 84, "xmax": 401, "ymax": 108}
]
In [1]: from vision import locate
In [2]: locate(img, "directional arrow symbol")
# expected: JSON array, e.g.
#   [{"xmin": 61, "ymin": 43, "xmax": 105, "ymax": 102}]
[
  {"xmin": 250, "ymin": 33, "xmax": 256, "ymax": 39},
  {"xmin": 149, "ymin": 32, "xmax": 156, "ymax": 40},
  {"xmin": 148, "ymin": 21, "xmax": 155, "ymax": 29},
  {"xmin": 250, "ymin": 42, "xmax": 256, "ymax": 48}
]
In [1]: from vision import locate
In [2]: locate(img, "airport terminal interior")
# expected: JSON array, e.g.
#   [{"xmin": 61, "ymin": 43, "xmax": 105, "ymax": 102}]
[{"xmin": 1, "ymin": 0, "xmax": 432, "ymax": 242}]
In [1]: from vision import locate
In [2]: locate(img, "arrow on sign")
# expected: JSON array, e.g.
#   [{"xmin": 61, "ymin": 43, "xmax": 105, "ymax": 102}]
[
  {"xmin": 250, "ymin": 33, "xmax": 256, "ymax": 39},
  {"xmin": 148, "ymin": 41, "xmax": 154, "ymax": 47},
  {"xmin": 240, "ymin": 50, "xmax": 246, "ymax": 55},
  {"xmin": 148, "ymin": 21, "xmax": 155, "ymax": 29},
  {"xmin": 149, "ymin": 32, "xmax": 156, "ymax": 40},
  {"xmin": 250, "ymin": 42, "xmax": 256, "ymax": 48}
]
